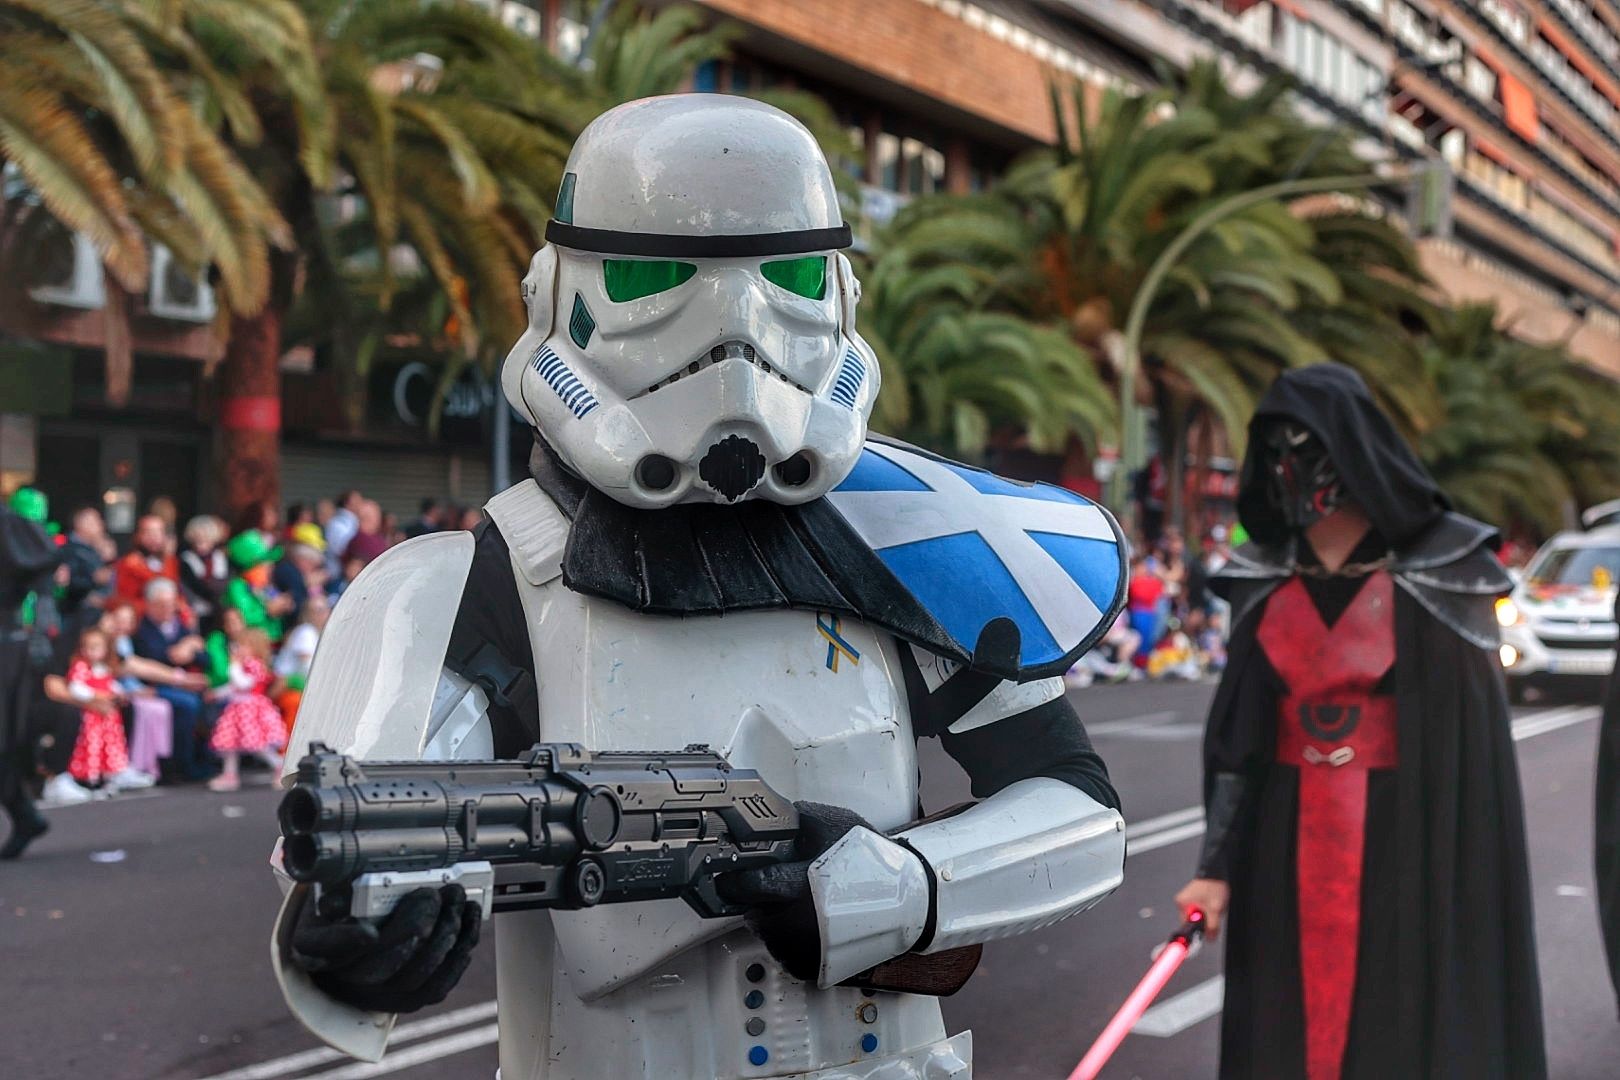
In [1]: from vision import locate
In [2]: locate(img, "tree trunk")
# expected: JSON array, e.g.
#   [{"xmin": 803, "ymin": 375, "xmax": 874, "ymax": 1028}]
[
  {"xmin": 215, "ymin": 246, "xmax": 300, "ymax": 524},
  {"xmin": 215, "ymin": 300, "xmax": 284, "ymax": 524}
]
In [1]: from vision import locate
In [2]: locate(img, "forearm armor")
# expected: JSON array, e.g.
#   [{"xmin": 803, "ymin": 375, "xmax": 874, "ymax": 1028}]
[{"xmin": 897, "ymin": 776, "xmax": 1125, "ymax": 952}]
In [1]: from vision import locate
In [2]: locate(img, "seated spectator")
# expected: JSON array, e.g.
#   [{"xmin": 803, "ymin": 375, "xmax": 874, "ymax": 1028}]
[
  {"xmin": 346, "ymin": 499, "xmax": 390, "ymax": 565},
  {"xmin": 223, "ymin": 530, "xmax": 296, "ymax": 640},
  {"xmin": 1126, "ymin": 552, "xmax": 1166, "ymax": 658},
  {"xmin": 1065, "ymin": 613, "xmax": 1143, "ymax": 688},
  {"xmin": 179, "ymin": 515, "xmax": 231, "ymax": 633},
  {"xmin": 60, "ymin": 506, "xmax": 114, "ymax": 630},
  {"xmin": 285, "ymin": 503, "xmax": 316, "ymax": 539},
  {"xmin": 274, "ymin": 594, "xmax": 330, "ymax": 733},
  {"xmin": 63, "ymin": 627, "xmax": 151, "ymax": 791},
  {"xmin": 404, "ymin": 499, "xmax": 444, "ymax": 539},
  {"xmin": 101, "ymin": 602, "xmax": 173, "ymax": 781},
  {"xmin": 207, "ymin": 629, "xmax": 285, "ymax": 792},
  {"xmin": 147, "ymin": 496, "xmax": 179, "ymax": 540},
  {"xmin": 323, "ymin": 490, "xmax": 364, "ymax": 561},
  {"xmin": 131, "ymin": 579, "xmax": 216, "ymax": 781},
  {"xmin": 114, "ymin": 515, "xmax": 184, "ymax": 615},
  {"xmin": 233, "ymin": 499, "xmax": 281, "ymax": 545},
  {"xmin": 331, "ymin": 554, "xmax": 366, "ymax": 598},
  {"xmin": 271, "ymin": 534, "xmax": 328, "ymax": 615}
]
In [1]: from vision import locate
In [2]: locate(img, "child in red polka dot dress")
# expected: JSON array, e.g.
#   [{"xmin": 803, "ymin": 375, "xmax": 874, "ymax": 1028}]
[
  {"xmin": 208, "ymin": 629, "xmax": 286, "ymax": 792},
  {"xmin": 66, "ymin": 628, "xmax": 129, "ymax": 787}
]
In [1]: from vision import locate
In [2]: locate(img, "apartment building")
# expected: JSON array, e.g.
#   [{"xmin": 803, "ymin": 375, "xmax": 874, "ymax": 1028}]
[{"xmin": 1033, "ymin": 0, "xmax": 1620, "ymax": 373}]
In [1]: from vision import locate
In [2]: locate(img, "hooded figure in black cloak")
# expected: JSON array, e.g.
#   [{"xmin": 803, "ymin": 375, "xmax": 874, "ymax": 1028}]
[
  {"xmin": 1597, "ymin": 589, "xmax": 1620, "ymax": 1014},
  {"xmin": 1, "ymin": 502, "xmax": 62, "ymax": 859},
  {"xmin": 1175, "ymin": 364, "xmax": 1546, "ymax": 1079}
]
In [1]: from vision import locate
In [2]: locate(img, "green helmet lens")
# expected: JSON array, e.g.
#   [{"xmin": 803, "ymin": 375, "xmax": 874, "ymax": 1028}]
[
  {"xmin": 602, "ymin": 259, "xmax": 696, "ymax": 302},
  {"xmin": 761, "ymin": 257, "xmax": 827, "ymax": 300}
]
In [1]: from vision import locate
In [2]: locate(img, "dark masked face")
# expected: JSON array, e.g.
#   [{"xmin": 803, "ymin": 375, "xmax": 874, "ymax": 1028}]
[{"xmin": 1260, "ymin": 421, "xmax": 1344, "ymax": 531}]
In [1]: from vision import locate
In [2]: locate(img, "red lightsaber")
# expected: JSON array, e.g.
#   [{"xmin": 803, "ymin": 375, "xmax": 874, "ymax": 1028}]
[{"xmin": 1068, "ymin": 908, "xmax": 1206, "ymax": 1080}]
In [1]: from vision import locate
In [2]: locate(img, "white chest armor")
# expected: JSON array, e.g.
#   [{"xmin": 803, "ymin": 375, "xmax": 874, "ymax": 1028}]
[
  {"xmin": 277, "ymin": 476, "xmax": 1125, "ymax": 1078},
  {"xmin": 497, "ymin": 577, "xmax": 965, "ymax": 1080}
]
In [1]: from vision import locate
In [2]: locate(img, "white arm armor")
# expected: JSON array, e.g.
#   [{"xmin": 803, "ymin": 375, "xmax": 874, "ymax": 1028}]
[
  {"xmin": 899, "ymin": 776, "xmax": 1125, "ymax": 953},
  {"xmin": 270, "ymin": 532, "xmax": 495, "ymax": 1063},
  {"xmin": 802, "ymin": 665, "xmax": 1124, "ymax": 986}
]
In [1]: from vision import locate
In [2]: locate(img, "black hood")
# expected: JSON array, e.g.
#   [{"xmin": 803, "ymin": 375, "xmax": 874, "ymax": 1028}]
[{"xmin": 1236, "ymin": 364, "xmax": 1447, "ymax": 548}]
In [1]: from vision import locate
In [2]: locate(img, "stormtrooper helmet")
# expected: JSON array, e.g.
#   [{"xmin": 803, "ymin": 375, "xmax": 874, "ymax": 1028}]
[{"xmin": 502, "ymin": 94, "xmax": 880, "ymax": 508}]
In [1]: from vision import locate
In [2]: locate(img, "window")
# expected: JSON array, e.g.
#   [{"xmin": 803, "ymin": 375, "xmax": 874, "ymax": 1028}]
[
  {"xmin": 1464, "ymin": 56, "xmax": 1498, "ymax": 103},
  {"xmin": 1481, "ymin": 0, "xmax": 1529, "ymax": 44}
]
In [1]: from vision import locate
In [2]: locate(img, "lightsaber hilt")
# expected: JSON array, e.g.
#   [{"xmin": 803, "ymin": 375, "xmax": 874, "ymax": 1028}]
[{"xmin": 1068, "ymin": 908, "xmax": 1207, "ymax": 1080}]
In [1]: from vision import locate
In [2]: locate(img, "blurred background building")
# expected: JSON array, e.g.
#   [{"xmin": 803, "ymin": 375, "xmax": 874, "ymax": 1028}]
[{"xmin": 1, "ymin": 0, "xmax": 1615, "ymax": 527}]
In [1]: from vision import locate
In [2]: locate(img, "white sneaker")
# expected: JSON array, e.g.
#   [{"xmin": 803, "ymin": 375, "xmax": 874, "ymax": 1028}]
[
  {"xmin": 42, "ymin": 773, "xmax": 94, "ymax": 805},
  {"xmin": 107, "ymin": 768, "xmax": 156, "ymax": 791}
]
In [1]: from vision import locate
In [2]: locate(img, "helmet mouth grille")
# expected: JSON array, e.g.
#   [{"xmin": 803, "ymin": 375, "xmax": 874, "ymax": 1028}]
[{"xmin": 641, "ymin": 341, "xmax": 811, "ymax": 397}]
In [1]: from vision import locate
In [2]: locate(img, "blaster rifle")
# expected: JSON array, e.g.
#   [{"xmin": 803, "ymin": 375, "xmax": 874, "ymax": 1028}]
[
  {"xmin": 277, "ymin": 741, "xmax": 983, "ymax": 996},
  {"xmin": 278, "ymin": 741, "xmax": 799, "ymax": 921}
]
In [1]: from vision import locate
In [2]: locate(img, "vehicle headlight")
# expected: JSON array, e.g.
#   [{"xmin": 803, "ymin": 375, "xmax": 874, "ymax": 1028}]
[
  {"xmin": 1499, "ymin": 644, "xmax": 1519, "ymax": 667},
  {"xmin": 1495, "ymin": 598, "xmax": 1523, "ymax": 627}
]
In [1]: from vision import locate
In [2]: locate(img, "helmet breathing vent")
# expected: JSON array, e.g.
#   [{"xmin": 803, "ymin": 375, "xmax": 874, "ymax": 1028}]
[
  {"xmin": 530, "ymin": 343, "xmax": 600, "ymax": 418},
  {"xmin": 830, "ymin": 347, "xmax": 866, "ymax": 410}
]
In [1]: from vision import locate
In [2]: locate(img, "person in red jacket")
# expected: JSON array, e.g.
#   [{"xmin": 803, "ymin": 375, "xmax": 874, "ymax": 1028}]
[{"xmin": 114, "ymin": 515, "xmax": 185, "ymax": 617}]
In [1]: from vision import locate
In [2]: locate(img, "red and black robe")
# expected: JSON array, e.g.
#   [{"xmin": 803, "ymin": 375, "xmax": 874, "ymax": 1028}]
[{"xmin": 1202, "ymin": 527, "xmax": 1545, "ymax": 1079}]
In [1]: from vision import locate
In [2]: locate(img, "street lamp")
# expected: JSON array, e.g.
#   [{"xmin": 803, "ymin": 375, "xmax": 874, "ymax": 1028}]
[{"xmin": 1105, "ymin": 168, "xmax": 1422, "ymax": 517}]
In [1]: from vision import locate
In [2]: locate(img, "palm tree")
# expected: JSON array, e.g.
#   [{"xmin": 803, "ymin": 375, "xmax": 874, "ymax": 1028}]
[
  {"xmin": 1421, "ymin": 303, "xmax": 1620, "ymax": 535},
  {"xmin": 0, "ymin": 0, "xmax": 296, "ymax": 402},
  {"xmin": 859, "ymin": 194, "xmax": 1116, "ymax": 459},
  {"xmin": 150, "ymin": 0, "xmax": 589, "ymax": 517},
  {"xmin": 867, "ymin": 60, "xmax": 1436, "ymax": 530}
]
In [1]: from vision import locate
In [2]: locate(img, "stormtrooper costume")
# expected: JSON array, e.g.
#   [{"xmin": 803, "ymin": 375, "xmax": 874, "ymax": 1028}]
[{"xmin": 271, "ymin": 96, "xmax": 1128, "ymax": 1079}]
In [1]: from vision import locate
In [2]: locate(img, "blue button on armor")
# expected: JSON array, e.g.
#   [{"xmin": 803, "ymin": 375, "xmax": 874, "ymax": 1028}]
[
  {"xmin": 861, "ymin": 1033, "xmax": 879, "ymax": 1054},
  {"xmin": 748, "ymin": 1046, "xmax": 769, "ymax": 1067}
]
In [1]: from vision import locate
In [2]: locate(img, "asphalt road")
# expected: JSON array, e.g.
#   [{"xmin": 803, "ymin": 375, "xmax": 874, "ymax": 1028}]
[{"xmin": 3, "ymin": 679, "xmax": 1616, "ymax": 1079}]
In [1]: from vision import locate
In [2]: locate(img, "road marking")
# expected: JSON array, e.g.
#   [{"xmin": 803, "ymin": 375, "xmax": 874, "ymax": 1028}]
[
  {"xmin": 198, "ymin": 1001, "xmax": 497, "ymax": 1080},
  {"xmin": 1128, "ymin": 819, "xmax": 1209, "ymax": 856},
  {"xmin": 1125, "ymin": 805, "xmax": 1204, "ymax": 839},
  {"xmin": 303, "ymin": 1024, "xmax": 498, "ymax": 1078},
  {"xmin": 1087, "ymin": 711, "xmax": 1182, "ymax": 737},
  {"xmin": 1133, "ymin": 975, "xmax": 1225, "ymax": 1037},
  {"xmin": 1511, "ymin": 705, "xmax": 1600, "ymax": 742}
]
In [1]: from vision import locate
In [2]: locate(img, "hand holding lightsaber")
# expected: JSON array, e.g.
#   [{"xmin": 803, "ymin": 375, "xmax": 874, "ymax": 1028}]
[{"xmin": 1068, "ymin": 909, "xmax": 1207, "ymax": 1080}]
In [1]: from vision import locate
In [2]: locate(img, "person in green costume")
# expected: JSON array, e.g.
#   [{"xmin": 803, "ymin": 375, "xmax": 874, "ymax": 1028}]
[
  {"xmin": 221, "ymin": 531, "xmax": 294, "ymax": 642},
  {"xmin": 7, "ymin": 489, "xmax": 61, "ymax": 634}
]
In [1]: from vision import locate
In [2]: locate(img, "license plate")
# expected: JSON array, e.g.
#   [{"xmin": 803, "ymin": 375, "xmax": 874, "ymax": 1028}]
[{"xmin": 1548, "ymin": 656, "xmax": 1614, "ymax": 675}]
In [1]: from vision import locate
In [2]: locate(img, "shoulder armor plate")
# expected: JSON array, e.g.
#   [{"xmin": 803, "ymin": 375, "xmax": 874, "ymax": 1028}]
[
  {"xmin": 529, "ymin": 437, "xmax": 1126, "ymax": 682},
  {"xmin": 281, "ymin": 531, "xmax": 474, "ymax": 779}
]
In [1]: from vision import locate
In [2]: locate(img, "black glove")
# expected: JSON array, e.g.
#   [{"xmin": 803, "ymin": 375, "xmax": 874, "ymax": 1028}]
[
  {"xmin": 715, "ymin": 801, "xmax": 884, "ymax": 983},
  {"xmin": 289, "ymin": 884, "xmax": 481, "ymax": 1014}
]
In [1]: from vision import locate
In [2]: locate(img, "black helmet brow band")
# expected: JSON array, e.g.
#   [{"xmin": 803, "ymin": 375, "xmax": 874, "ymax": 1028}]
[{"xmin": 545, "ymin": 221, "xmax": 852, "ymax": 258}]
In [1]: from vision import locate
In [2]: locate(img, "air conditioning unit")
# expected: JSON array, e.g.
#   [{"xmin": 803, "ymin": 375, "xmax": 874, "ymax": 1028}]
[
  {"xmin": 148, "ymin": 244, "xmax": 216, "ymax": 323},
  {"xmin": 501, "ymin": 1, "xmax": 542, "ymax": 39},
  {"xmin": 556, "ymin": 16, "xmax": 587, "ymax": 61},
  {"xmin": 29, "ymin": 227, "xmax": 106, "ymax": 310}
]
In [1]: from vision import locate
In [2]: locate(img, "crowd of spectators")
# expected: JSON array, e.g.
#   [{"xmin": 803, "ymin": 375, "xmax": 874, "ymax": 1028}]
[
  {"xmin": 7, "ymin": 489, "xmax": 480, "ymax": 804},
  {"xmin": 1064, "ymin": 525, "xmax": 1236, "ymax": 688}
]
